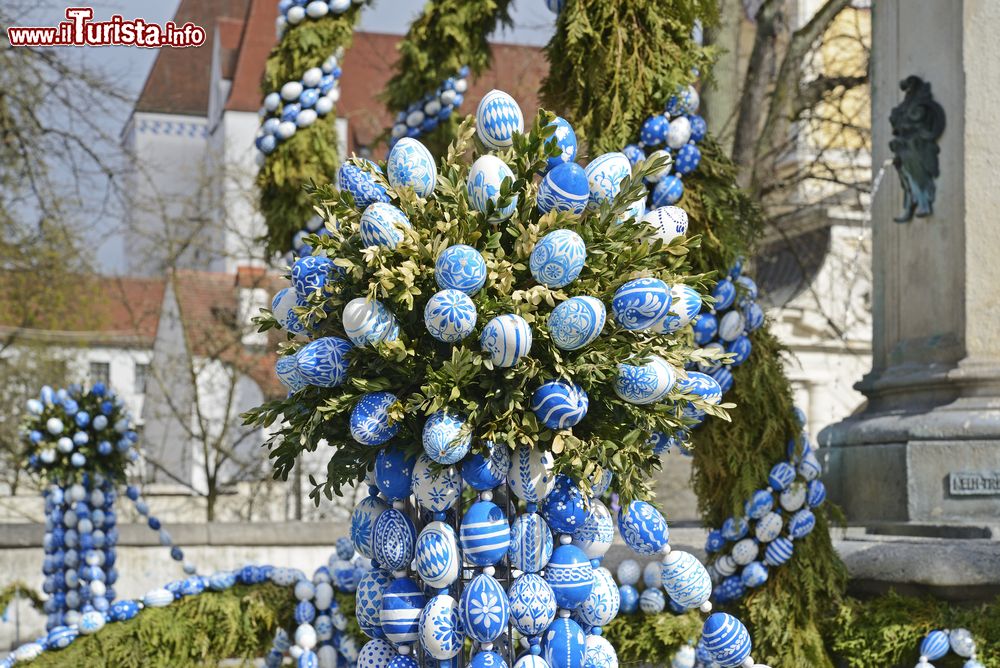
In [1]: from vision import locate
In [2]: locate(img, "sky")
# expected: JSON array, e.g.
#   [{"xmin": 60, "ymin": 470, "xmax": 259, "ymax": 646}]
[{"xmin": 17, "ymin": 0, "xmax": 557, "ymax": 273}]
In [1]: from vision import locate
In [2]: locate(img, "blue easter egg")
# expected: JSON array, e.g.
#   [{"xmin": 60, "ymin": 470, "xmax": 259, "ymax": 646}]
[
  {"xmin": 508, "ymin": 512, "xmax": 554, "ymax": 573},
  {"xmin": 789, "ymin": 509, "xmax": 816, "ymax": 539},
  {"xmin": 476, "ymin": 89, "xmax": 524, "ymax": 150},
  {"xmin": 735, "ymin": 275, "xmax": 758, "ymax": 303},
  {"xmin": 459, "ymin": 573, "xmax": 510, "ymax": 642},
  {"xmin": 422, "ymin": 410, "xmax": 471, "ymax": 465},
  {"xmin": 208, "ymin": 571, "xmax": 237, "ymax": 591},
  {"xmin": 424, "ymin": 289, "xmax": 477, "ymax": 342},
  {"xmin": 711, "ymin": 278, "xmax": 736, "ymax": 311},
  {"xmin": 764, "ymin": 536, "xmax": 794, "ymax": 567},
  {"xmin": 618, "ymin": 500, "xmax": 669, "ymax": 555},
  {"xmin": 798, "ymin": 450, "xmax": 822, "ymax": 481},
  {"xmin": 575, "ymin": 566, "xmax": 619, "ymax": 628},
  {"xmin": 435, "ymin": 245, "xmax": 487, "ymax": 295},
  {"xmin": 387, "ymin": 138, "xmax": 436, "ymax": 198},
  {"xmin": 355, "ymin": 569, "xmax": 391, "ymax": 636},
  {"xmin": 461, "ymin": 441, "xmax": 510, "ymax": 491},
  {"xmin": 351, "ymin": 496, "xmax": 388, "ymax": 559},
  {"xmin": 692, "ymin": 313, "xmax": 718, "ymax": 345},
  {"xmin": 350, "ymin": 392, "xmax": 400, "ymax": 446},
  {"xmin": 530, "ymin": 229, "xmax": 586, "ymax": 289},
  {"xmin": 542, "ymin": 474, "xmax": 588, "ymax": 534},
  {"xmin": 768, "ymin": 462, "xmax": 796, "ymax": 491},
  {"xmin": 360, "ymin": 202, "xmax": 412, "ymax": 249},
  {"xmin": 537, "ymin": 162, "xmax": 590, "ymax": 215},
  {"xmin": 468, "ymin": 155, "xmax": 518, "ymax": 222},
  {"xmin": 545, "ymin": 544, "xmax": 594, "ymax": 609},
  {"xmin": 743, "ymin": 302, "xmax": 765, "ymax": 332},
  {"xmin": 470, "ymin": 651, "xmax": 508, "ymax": 668},
  {"xmin": 107, "ymin": 599, "xmax": 140, "ymax": 622},
  {"xmin": 652, "ymin": 175, "xmax": 684, "ymax": 207},
  {"xmin": 584, "ymin": 152, "xmax": 631, "ymax": 210},
  {"xmin": 726, "ymin": 336, "xmax": 752, "ymax": 366},
  {"xmin": 460, "ymin": 501, "xmax": 510, "ymax": 566},
  {"xmin": 339, "ymin": 161, "xmax": 389, "ymax": 209},
  {"xmin": 295, "ymin": 336, "xmax": 352, "ymax": 387},
  {"xmin": 415, "ymin": 521, "xmax": 460, "ymax": 590},
  {"xmin": 335, "ymin": 536, "xmax": 354, "ymax": 561},
  {"xmin": 419, "ymin": 594, "xmax": 464, "ymax": 659},
  {"xmin": 374, "ymin": 446, "xmax": 416, "ymax": 501},
  {"xmin": 713, "ymin": 575, "xmax": 746, "ymax": 604},
  {"xmin": 545, "ymin": 116, "xmax": 578, "ymax": 171},
  {"xmin": 661, "ymin": 550, "xmax": 712, "ymax": 610},
  {"xmin": 481, "ymin": 314, "xmax": 533, "ymax": 367},
  {"xmin": 654, "ymin": 283, "xmax": 702, "ymax": 333},
  {"xmin": 343, "ymin": 298, "xmax": 399, "ymax": 346},
  {"xmin": 615, "ymin": 355, "xmax": 676, "ymax": 405},
  {"xmin": 611, "ymin": 277, "xmax": 672, "ymax": 331},
  {"xmin": 921, "ymin": 630, "xmax": 950, "ymax": 660},
  {"xmin": 744, "ymin": 489, "xmax": 774, "ymax": 519},
  {"xmin": 741, "ymin": 561, "xmax": 768, "ymax": 588},
  {"xmin": 705, "ymin": 529, "xmax": 726, "ymax": 553},
  {"xmin": 291, "ymin": 255, "xmax": 336, "ymax": 298},
  {"xmin": 543, "ymin": 617, "xmax": 587, "ymax": 668},
  {"xmin": 717, "ymin": 310, "xmax": 745, "ymax": 342},
  {"xmin": 702, "ymin": 613, "xmax": 752, "ymax": 668},
  {"xmin": 688, "ymin": 114, "xmax": 707, "ymax": 142},
  {"xmin": 639, "ymin": 588, "xmax": 666, "ymax": 614},
  {"xmin": 618, "ymin": 584, "xmax": 638, "ymax": 614},
  {"xmin": 508, "ymin": 573, "xmax": 557, "ymax": 636},
  {"xmin": 640, "ymin": 114, "xmax": 669, "ymax": 146},
  {"xmin": 807, "ymin": 479, "xmax": 827, "ymax": 508},
  {"xmin": 380, "ymin": 577, "xmax": 426, "ymax": 646},
  {"xmin": 674, "ymin": 143, "xmax": 701, "ymax": 175},
  {"xmin": 46, "ymin": 625, "xmax": 78, "ymax": 649},
  {"xmin": 675, "ymin": 371, "xmax": 722, "ymax": 405},
  {"xmin": 623, "ymin": 144, "xmax": 646, "ymax": 166},
  {"xmin": 276, "ymin": 355, "xmax": 308, "ymax": 392},
  {"xmin": 571, "ymin": 498, "xmax": 614, "ymax": 561},
  {"xmin": 411, "ymin": 454, "xmax": 461, "ymax": 513},
  {"xmin": 531, "ymin": 381, "xmax": 589, "ymax": 430},
  {"xmin": 721, "ymin": 516, "xmax": 748, "ymax": 542}
]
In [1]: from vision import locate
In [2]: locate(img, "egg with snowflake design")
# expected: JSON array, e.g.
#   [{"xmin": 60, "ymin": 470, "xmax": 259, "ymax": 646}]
[
  {"xmin": 541, "ymin": 474, "xmax": 588, "ymax": 534},
  {"xmin": 375, "ymin": 446, "xmax": 416, "ymax": 501},
  {"xmin": 655, "ymin": 284, "xmax": 702, "ymax": 333},
  {"xmin": 468, "ymin": 155, "xmax": 518, "ymax": 222},
  {"xmin": 548, "ymin": 296, "xmax": 606, "ymax": 351},
  {"xmin": 508, "ymin": 446, "xmax": 556, "ymax": 502},
  {"xmin": 350, "ymin": 392, "xmax": 400, "ymax": 446},
  {"xmin": 481, "ymin": 314, "xmax": 533, "ymax": 367},
  {"xmin": 666, "ymin": 116, "xmax": 692, "ymax": 150},
  {"xmin": 643, "ymin": 206, "xmax": 689, "ymax": 245},
  {"xmin": 754, "ymin": 512, "xmax": 783, "ymax": 543},
  {"xmin": 532, "ymin": 381, "xmax": 589, "ymax": 430},
  {"xmin": 623, "ymin": 143, "xmax": 646, "ymax": 166},
  {"xmin": 419, "ymin": 594, "xmax": 464, "ymax": 659},
  {"xmin": 508, "ymin": 512, "xmax": 554, "ymax": 573},
  {"xmin": 435, "ymin": 244, "xmax": 487, "ymax": 295},
  {"xmin": 615, "ymin": 355, "xmax": 676, "ymax": 404},
  {"xmin": 276, "ymin": 355, "xmax": 308, "ymax": 392},
  {"xmin": 296, "ymin": 336, "xmax": 352, "ymax": 387},
  {"xmin": 530, "ymin": 229, "xmax": 586, "ymax": 289},
  {"xmin": 508, "ymin": 573, "xmax": 557, "ymax": 636},
  {"xmin": 537, "ymin": 162, "xmax": 590, "ymax": 215},
  {"xmin": 575, "ymin": 566, "xmax": 619, "ymax": 628},
  {"xmin": 461, "ymin": 441, "xmax": 510, "ymax": 491},
  {"xmin": 372, "ymin": 508, "xmax": 416, "ymax": 573},
  {"xmin": 688, "ymin": 114, "xmax": 707, "ymax": 142},
  {"xmin": 476, "ymin": 89, "xmax": 524, "ymax": 150},
  {"xmin": 545, "ymin": 116, "xmax": 578, "ymax": 171},
  {"xmin": 387, "ymin": 138, "xmax": 436, "ymax": 197},
  {"xmin": 612, "ymin": 277, "xmax": 672, "ymax": 331},
  {"xmin": 584, "ymin": 634, "xmax": 618, "ymax": 668},
  {"xmin": 652, "ymin": 175, "xmax": 684, "ymax": 207},
  {"xmin": 422, "ymin": 410, "xmax": 472, "ymax": 465},
  {"xmin": 459, "ymin": 572, "xmax": 510, "ymax": 643},
  {"xmin": 545, "ymin": 544, "xmax": 594, "ymax": 609},
  {"xmin": 339, "ymin": 161, "xmax": 390, "ymax": 209},
  {"xmin": 380, "ymin": 577, "xmax": 426, "ymax": 647},
  {"xmin": 356, "ymin": 569, "xmax": 391, "ymax": 638},
  {"xmin": 702, "ymin": 613, "xmax": 752, "ymax": 668},
  {"xmin": 584, "ymin": 152, "xmax": 631, "ymax": 210},
  {"xmin": 414, "ymin": 521, "xmax": 459, "ymax": 590},
  {"xmin": 411, "ymin": 454, "xmax": 461, "ymax": 513},
  {"xmin": 618, "ymin": 500, "xmax": 669, "ymax": 555},
  {"xmin": 424, "ymin": 289, "xmax": 478, "ymax": 342},
  {"xmin": 543, "ymin": 615, "xmax": 586, "ymax": 668},
  {"xmin": 571, "ymin": 498, "xmax": 614, "ymax": 561},
  {"xmin": 358, "ymin": 638, "xmax": 397, "ymax": 668},
  {"xmin": 360, "ymin": 202, "xmax": 412, "ymax": 249},
  {"xmin": 460, "ymin": 501, "xmax": 510, "ymax": 567},
  {"xmin": 343, "ymin": 298, "xmax": 399, "ymax": 346}
]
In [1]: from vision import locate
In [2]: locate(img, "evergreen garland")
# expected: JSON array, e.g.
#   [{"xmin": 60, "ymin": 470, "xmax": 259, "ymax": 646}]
[
  {"xmin": 0, "ymin": 581, "xmax": 44, "ymax": 617},
  {"xmin": 257, "ymin": 5, "xmax": 367, "ymax": 257}
]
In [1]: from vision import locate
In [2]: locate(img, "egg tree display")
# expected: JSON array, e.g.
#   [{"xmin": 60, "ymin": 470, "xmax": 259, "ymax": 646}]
[{"xmin": 388, "ymin": 67, "xmax": 471, "ymax": 144}]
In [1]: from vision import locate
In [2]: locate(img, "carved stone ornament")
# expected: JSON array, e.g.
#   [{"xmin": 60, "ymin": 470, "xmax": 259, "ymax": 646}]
[{"xmin": 889, "ymin": 76, "xmax": 946, "ymax": 222}]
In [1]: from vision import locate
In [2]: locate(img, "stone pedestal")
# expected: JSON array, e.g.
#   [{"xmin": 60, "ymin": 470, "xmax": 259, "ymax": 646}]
[{"xmin": 820, "ymin": 1, "xmax": 1000, "ymax": 526}]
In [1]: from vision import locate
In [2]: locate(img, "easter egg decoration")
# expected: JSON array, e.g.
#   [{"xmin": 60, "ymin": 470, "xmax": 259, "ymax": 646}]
[
  {"xmin": 616, "ymin": 559, "xmax": 640, "ymax": 586},
  {"xmin": 461, "ymin": 441, "xmax": 510, "ymax": 491},
  {"xmin": 358, "ymin": 639, "xmax": 398, "ymax": 668},
  {"xmin": 296, "ymin": 337, "xmax": 352, "ymax": 388},
  {"xmin": 584, "ymin": 152, "xmax": 632, "ymax": 210},
  {"xmin": 508, "ymin": 512, "xmax": 554, "ymax": 573},
  {"xmin": 575, "ymin": 566, "xmax": 620, "ymax": 629},
  {"xmin": 618, "ymin": 500, "xmax": 669, "ymax": 555},
  {"xmin": 532, "ymin": 381, "xmax": 589, "ymax": 430},
  {"xmin": 291, "ymin": 255, "xmax": 337, "ymax": 299},
  {"xmin": 411, "ymin": 454, "xmax": 461, "ymax": 513},
  {"xmin": 618, "ymin": 585, "xmax": 639, "ymax": 614},
  {"xmin": 422, "ymin": 410, "xmax": 472, "ymax": 465},
  {"xmin": 380, "ymin": 577, "xmax": 426, "ymax": 647},
  {"xmin": 744, "ymin": 489, "xmax": 774, "ymax": 520},
  {"xmin": 548, "ymin": 296, "xmax": 606, "ymax": 351},
  {"xmin": 530, "ymin": 229, "xmax": 587, "ymax": 289},
  {"xmin": 356, "ymin": 568, "xmax": 391, "ymax": 638},
  {"xmin": 371, "ymin": 509, "xmax": 416, "ymax": 573},
  {"xmin": 435, "ymin": 244, "xmax": 487, "ymax": 295},
  {"xmin": 476, "ymin": 89, "xmax": 524, "ymax": 150},
  {"xmin": 571, "ymin": 498, "xmax": 614, "ymax": 562},
  {"xmin": 360, "ymin": 202, "xmax": 412, "ymax": 249},
  {"xmin": 350, "ymin": 392, "xmax": 400, "ymax": 446},
  {"xmin": 764, "ymin": 537, "xmax": 794, "ymax": 567},
  {"xmin": 643, "ymin": 206, "xmax": 689, "ymax": 245},
  {"xmin": 545, "ymin": 544, "xmax": 594, "ymax": 610},
  {"xmin": 656, "ymin": 284, "xmax": 702, "ymax": 333},
  {"xmin": 651, "ymin": 175, "xmax": 684, "ymax": 207},
  {"xmin": 614, "ymin": 356, "xmax": 676, "ymax": 405},
  {"xmin": 459, "ymin": 573, "xmax": 510, "ymax": 642},
  {"xmin": 712, "ymin": 278, "xmax": 737, "ymax": 311},
  {"xmin": 545, "ymin": 116, "xmax": 578, "ymax": 171},
  {"xmin": 459, "ymin": 501, "xmax": 510, "ymax": 567},
  {"xmin": 481, "ymin": 314, "xmax": 533, "ymax": 367},
  {"xmin": 508, "ymin": 573, "xmax": 557, "ymax": 637},
  {"xmin": 468, "ymin": 155, "xmax": 518, "ymax": 222},
  {"xmin": 660, "ymin": 550, "xmax": 712, "ymax": 611},
  {"xmin": 424, "ymin": 289, "xmax": 477, "ymax": 342},
  {"xmin": 611, "ymin": 278, "xmax": 673, "ymax": 331},
  {"xmin": 541, "ymin": 474, "xmax": 588, "ymax": 534},
  {"xmin": 754, "ymin": 512, "xmax": 783, "ymax": 543},
  {"xmin": 585, "ymin": 633, "xmax": 619, "ymax": 668},
  {"xmin": 419, "ymin": 594, "xmax": 464, "ymax": 660},
  {"xmin": 537, "ymin": 162, "xmax": 590, "ymax": 215},
  {"xmin": 414, "ymin": 521, "xmax": 460, "ymax": 590},
  {"xmin": 717, "ymin": 310, "xmax": 745, "ymax": 342},
  {"xmin": 692, "ymin": 313, "xmax": 718, "ymax": 345},
  {"xmin": 386, "ymin": 137, "xmax": 437, "ymax": 198},
  {"xmin": 339, "ymin": 161, "xmax": 390, "ymax": 210},
  {"xmin": 508, "ymin": 446, "xmax": 556, "ymax": 502},
  {"xmin": 343, "ymin": 298, "xmax": 399, "ymax": 346},
  {"xmin": 374, "ymin": 446, "xmax": 417, "ymax": 501},
  {"xmin": 276, "ymin": 355, "xmax": 308, "ymax": 393},
  {"xmin": 701, "ymin": 613, "xmax": 753, "ymax": 668},
  {"xmin": 639, "ymin": 588, "xmax": 666, "ymax": 614}
]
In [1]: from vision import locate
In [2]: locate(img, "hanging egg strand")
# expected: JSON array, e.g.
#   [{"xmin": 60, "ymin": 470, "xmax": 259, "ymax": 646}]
[
  {"xmin": 913, "ymin": 628, "xmax": 983, "ymax": 668},
  {"xmin": 388, "ymin": 67, "xmax": 471, "ymax": 144}
]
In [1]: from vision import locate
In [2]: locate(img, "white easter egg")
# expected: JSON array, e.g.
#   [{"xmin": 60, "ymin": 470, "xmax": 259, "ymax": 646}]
[
  {"xmin": 419, "ymin": 594, "xmax": 465, "ymax": 659},
  {"xmin": 507, "ymin": 446, "xmax": 555, "ymax": 502},
  {"xmin": 584, "ymin": 152, "xmax": 631, "ymax": 210},
  {"xmin": 642, "ymin": 206, "xmax": 689, "ymax": 244},
  {"xmin": 467, "ymin": 155, "xmax": 518, "ymax": 222}
]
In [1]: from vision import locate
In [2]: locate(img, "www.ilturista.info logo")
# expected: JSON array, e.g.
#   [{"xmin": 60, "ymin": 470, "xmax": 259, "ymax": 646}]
[{"xmin": 7, "ymin": 8, "xmax": 206, "ymax": 48}]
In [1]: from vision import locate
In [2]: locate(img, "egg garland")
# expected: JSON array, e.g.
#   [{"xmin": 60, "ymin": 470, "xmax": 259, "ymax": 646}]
[
  {"xmin": 911, "ymin": 628, "xmax": 983, "ymax": 668},
  {"xmin": 389, "ymin": 67, "xmax": 470, "ymax": 144},
  {"xmin": 275, "ymin": 0, "xmax": 359, "ymax": 36}
]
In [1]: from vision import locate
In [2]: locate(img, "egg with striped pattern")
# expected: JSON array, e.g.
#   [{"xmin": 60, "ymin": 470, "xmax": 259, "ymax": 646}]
[
  {"xmin": 508, "ymin": 511, "xmax": 554, "ymax": 573},
  {"xmin": 481, "ymin": 314, "xmax": 533, "ymax": 367},
  {"xmin": 380, "ymin": 577, "xmax": 426, "ymax": 646},
  {"xmin": 459, "ymin": 500, "xmax": 510, "ymax": 567}
]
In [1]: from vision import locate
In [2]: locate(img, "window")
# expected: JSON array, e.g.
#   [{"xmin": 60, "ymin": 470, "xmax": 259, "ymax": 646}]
[
  {"xmin": 89, "ymin": 362, "xmax": 110, "ymax": 386},
  {"xmin": 135, "ymin": 363, "xmax": 149, "ymax": 394}
]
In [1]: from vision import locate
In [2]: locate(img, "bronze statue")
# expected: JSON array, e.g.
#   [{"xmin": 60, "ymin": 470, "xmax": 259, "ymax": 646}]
[{"xmin": 889, "ymin": 76, "xmax": 946, "ymax": 222}]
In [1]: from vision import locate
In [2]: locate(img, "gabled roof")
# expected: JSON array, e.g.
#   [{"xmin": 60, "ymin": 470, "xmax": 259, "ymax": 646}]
[{"xmin": 223, "ymin": 0, "xmax": 279, "ymax": 112}]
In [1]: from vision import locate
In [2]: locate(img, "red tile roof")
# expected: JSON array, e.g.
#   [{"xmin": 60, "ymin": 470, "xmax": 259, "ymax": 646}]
[{"xmin": 224, "ymin": 0, "xmax": 278, "ymax": 112}]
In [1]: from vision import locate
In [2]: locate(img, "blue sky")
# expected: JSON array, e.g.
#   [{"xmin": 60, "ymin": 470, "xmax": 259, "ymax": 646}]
[{"xmin": 19, "ymin": 1, "xmax": 555, "ymax": 272}]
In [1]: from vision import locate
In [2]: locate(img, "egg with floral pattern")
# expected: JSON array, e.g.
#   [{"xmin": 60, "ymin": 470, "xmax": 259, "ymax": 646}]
[
  {"xmin": 424, "ymin": 289, "xmax": 477, "ymax": 342},
  {"xmin": 618, "ymin": 500, "xmax": 669, "ymax": 555},
  {"xmin": 548, "ymin": 296, "xmax": 606, "ymax": 351},
  {"xmin": 508, "ymin": 573, "xmax": 557, "ymax": 636},
  {"xmin": 575, "ymin": 566, "xmax": 620, "ymax": 628},
  {"xmin": 422, "ymin": 410, "xmax": 472, "ymax": 465},
  {"xmin": 615, "ymin": 355, "xmax": 676, "ymax": 405},
  {"xmin": 435, "ymin": 244, "xmax": 487, "ymax": 295},
  {"xmin": 530, "ymin": 229, "xmax": 586, "ymax": 289},
  {"xmin": 351, "ymin": 496, "xmax": 388, "ymax": 559},
  {"xmin": 541, "ymin": 474, "xmax": 588, "ymax": 534},
  {"xmin": 468, "ymin": 155, "xmax": 518, "ymax": 222},
  {"xmin": 387, "ymin": 137, "xmax": 436, "ymax": 197},
  {"xmin": 419, "ymin": 594, "xmax": 465, "ymax": 659},
  {"xmin": 411, "ymin": 454, "xmax": 461, "ymax": 512},
  {"xmin": 584, "ymin": 152, "xmax": 631, "ymax": 210},
  {"xmin": 459, "ymin": 573, "xmax": 510, "ymax": 643},
  {"xmin": 296, "ymin": 336, "xmax": 352, "ymax": 388},
  {"xmin": 611, "ymin": 277, "xmax": 673, "ymax": 331}
]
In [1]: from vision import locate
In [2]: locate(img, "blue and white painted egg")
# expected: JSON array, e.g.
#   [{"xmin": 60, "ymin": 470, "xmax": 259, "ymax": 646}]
[
  {"xmin": 419, "ymin": 595, "xmax": 464, "ymax": 660},
  {"xmin": 768, "ymin": 462, "xmax": 796, "ymax": 491},
  {"xmin": 422, "ymin": 410, "xmax": 471, "ymax": 465},
  {"xmin": 372, "ymin": 508, "xmax": 416, "ymax": 573},
  {"xmin": 590, "ymin": 468, "xmax": 614, "ymax": 496},
  {"xmin": 584, "ymin": 634, "xmax": 619, "ymax": 668},
  {"xmin": 614, "ymin": 355, "xmax": 676, "ymax": 405},
  {"xmin": 721, "ymin": 516, "xmax": 749, "ymax": 542},
  {"xmin": 780, "ymin": 481, "xmax": 807, "ymax": 512},
  {"xmin": 424, "ymin": 289, "xmax": 477, "ymax": 342},
  {"xmin": 508, "ymin": 511, "xmax": 554, "ymax": 573},
  {"xmin": 920, "ymin": 630, "xmax": 950, "ymax": 661},
  {"xmin": 584, "ymin": 152, "xmax": 631, "ymax": 210},
  {"xmin": 143, "ymin": 588, "xmax": 174, "ymax": 608},
  {"xmin": 296, "ymin": 336, "xmax": 352, "ymax": 388},
  {"xmin": 350, "ymin": 392, "xmax": 399, "ymax": 446},
  {"xmin": 688, "ymin": 114, "xmax": 707, "ymax": 143},
  {"xmin": 660, "ymin": 550, "xmax": 712, "ymax": 610},
  {"xmin": 548, "ymin": 297, "xmax": 605, "ymax": 351},
  {"xmin": 639, "ymin": 588, "xmax": 666, "ymax": 614},
  {"xmin": 12, "ymin": 642, "xmax": 43, "ymax": 662},
  {"xmin": 616, "ymin": 559, "xmax": 640, "ymax": 586},
  {"xmin": 948, "ymin": 628, "xmax": 976, "ymax": 658},
  {"xmin": 618, "ymin": 500, "xmax": 669, "ymax": 555},
  {"xmin": 692, "ymin": 313, "xmax": 718, "ymax": 345},
  {"xmin": 339, "ymin": 161, "xmax": 390, "ymax": 209},
  {"xmin": 387, "ymin": 138, "xmax": 436, "ymax": 198},
  {"xmin": 545, "ymin": 116, "xmax": 578, "ymax": 171},
  {"xmin": 461, "ymin": 441, "xmax": 510, "ymax": 491},
  {"xmin": 789, "ymin": 509, "xmax": 816, "ymax": 539},
  {"xmin": 374, "ymin": 446, "xmax": 416, "ymax": 501},
  {"xmin": 643, "ymin": 149, "xmax": 674, "ymax": 183},
  {"xmin": 675, "ymin": 371, "xmax": 722, "ymax": 405},
  {"xmin": 531, "ymin": 381, "xmax": 589, "ymax": 430},
  {"xmin": 545, "ymin": 544, "xmax": 594, "ymax": 610},
  {"xmin": 45, "ymin": 625, "xmax": 78, "ymax": 649},
  {"xmin": 412, "ymin": 453, "xmax": 462, "ymax": 513},
  {"xmin": 542, "ymin": 474, "xmax": 588, "ymax": 534},
  {"xmin": 530, "ymin": 229, "xmax": 586, "ymax": 289},
  {"xmin": 356, "ymin": 569, "xmax": 391, "ymax": 635},
  {"xmin": 618, "ymin": 584, "xmax": 639, "ymax": 614},
  {"xmin": 481, "ymin": 314, "xmax": 533, "ymax": 367},
  {"xmin": 651, "ymin": 175, "xmax": 684, "ymax": 207},
  {"xmin": 702, "ymin": 613, "xmax": 752, "ymax": 668},
  {"xmin": 696, "ymin": 342, "xmax": 726, "ymax": 374},
  {"xmin": 666, "ymin": 116, "xmax": 692, "ymax": 150},
  {"xmin": 508, "ymin": 573, "xmax": 557, "ymax": 636},
  {"xmin": 460, "ymin": 500, "xmax": 510, "ymax": 567},
  {"xmin": 575, "ymin": 566, "xmax": 619, "ymax": 628},
  {"xmin": 360, "ymin": 202, "xmax": 412, "ymax": 249},
  {"xmin": 435, "ymin": 245, "xmax": 487, "ymax": 295},
  {"xmin": 470, "ymin": 650, "xmax": 509, "ymax": 668},
  {"xmin": 656, "ymin": 284, "xmax": 702, "ymax": 333},
  {"xmin": 711, "ymin": 278, "xmax": 736, "ymax": 311},
  {"xmin": 705, "ymin": 530, "xmax": 726, "ymax": 554},
  {"xmin": 741, "ymin": 561, "xmax": 768, "ymax": 588},
  {"xmin": 380, "ymin": 577, "xmax": 426, "ymax": 646},
  {"xmin": 764, "ymin": 536, "xmax": 794, "ymax": 567},
  {"xmin": 276, "ymin": 355, "xmax": 308, "ymax": 392},
  {"xmin": 640, "ymin": 114, "xmax": 669, "ymax": 146},
  {"xmin": 675, "ymin": 144, "xmax": 701, "ymax": 176},
  {"xmin": 754, "ymin": 512, "xmax": 783, "ymax": 543},
  {"xmin": 807, "ymin": 480, "xmax": 827, "ymax": 508},
  {"xmin": 358, "ymin": 639, "xmax": 397, "ymax": 668},
  {"xmin": 468, "ymin": 155, "xmax": 518, "ymax": 222},
  {"xmin": 343, "ymin": 298, "xmax": 398, "ymax": 346},
  {"xmin": 386, "ymin": 655, "xmax": 418, "ymax": 668},
  {"xmin": 208, "ymin": 571, "xmax": 237, "ymax": 591},
  {"xmin": 459, "ymin": 573, "xmax": 510, "ymax": 642},
  {"xmin": 537, "ymin": 162, "xmax": 590, "ymax": 215},
  {"xmin": 272, "ymin": 287, "xmax": 303, "ymax": 333},
  {"xmin": 611, "ymin": 277, "xmax": 672, "ymax": 331},
  {"xmin": 717, "ymin": 310, "xmax": 745, "ymax": 342},
  {"xmin": 543, "ymin": 615, "xmax": 587, "ymax": 668},
  {"xmin": 726, "ymin": 336, "xmax": 752, "ymax": 366},
  {"xmin": 571, "ymin": 498, "xmax": 614, "ymax": 561},
  {"xmin": 476, "ymin": 89, "xmax": 524, "ymax": 150},
  {"xmin": 623, "ymin": 144, "xmax": 646, "ymax": 166},
  {"xmin": 351, "ymin": 496, "xmax": 388, "ymax": 559},
  {"xmin": 713, "ymin": 575, "xmax": 745, "ymax": 604},
  {"xmin": 292, "ymin": 255, "xmax": 336, "ymax": 298},
  {"xmin": 743, "ymin": 302, "xmax": 765, "ymax": 332},
  {"xmin": 507, "ymin": 446, "xmax": 556, "ymax": 502},
  {"xmin": 798, "ymin": 450, "xmax": 822, "ymax": 481},
  {"xmin": 415, "ymin": 521, "xmax": 460, "ymax": 589},
  {"xmin": 744, "ymin": 489, "xmax": 774, "ymax": 519},
  {"xmin": 642, "ymin": 206, "xmax": 689, "ymax": 245}
]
